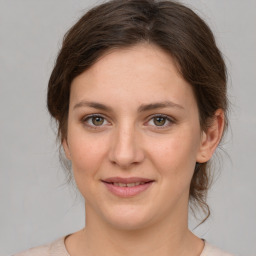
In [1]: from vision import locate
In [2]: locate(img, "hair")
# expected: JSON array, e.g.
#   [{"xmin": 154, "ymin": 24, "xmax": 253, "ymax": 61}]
[{"xmin": 47, "ymin": 0, "xmax": 228, "ymax": 223}]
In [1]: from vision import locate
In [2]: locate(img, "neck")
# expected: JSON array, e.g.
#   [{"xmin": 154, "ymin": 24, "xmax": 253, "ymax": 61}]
[{"xmin": 65, "ymin": 205, "xmax": 204, "ymax": 256}]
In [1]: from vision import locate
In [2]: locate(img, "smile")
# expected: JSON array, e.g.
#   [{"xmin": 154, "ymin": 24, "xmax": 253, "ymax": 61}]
[
  {"xmin": 101, "ymin": 177, "xmax": 154, "ymax": 197},
  {"xmin": 112, "ymin": 182, "xmax": 147, "ymax": 187}
]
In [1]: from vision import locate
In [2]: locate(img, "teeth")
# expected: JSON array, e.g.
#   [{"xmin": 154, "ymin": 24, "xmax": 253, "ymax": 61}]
[
  {"xmin": 113, "ymin": 182, "xmax": 126, "ymax": 187},
  {"xmin": 113, "ymin": 182, "xmax": 146, "ymax": 187}
]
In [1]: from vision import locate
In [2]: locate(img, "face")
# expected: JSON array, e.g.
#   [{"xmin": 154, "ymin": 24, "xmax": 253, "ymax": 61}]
[{"xmin": 63, "ymin": 43, "xmax": 217, "ymax": 230}]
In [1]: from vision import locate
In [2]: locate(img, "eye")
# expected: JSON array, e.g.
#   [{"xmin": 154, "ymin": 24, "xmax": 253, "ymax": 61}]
[
  {"xmin": 82, "ymin": 114, "xmax": 110, "ymax": 129},
  {"xmin": 147, "ymin": 114, "xmax": 174, "ymax": 129}
]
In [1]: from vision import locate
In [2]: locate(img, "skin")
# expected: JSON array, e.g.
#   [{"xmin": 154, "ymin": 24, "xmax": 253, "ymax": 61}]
[{"xmin": 63, "ymin": 43, "xmax": 224, "ymax": 256}]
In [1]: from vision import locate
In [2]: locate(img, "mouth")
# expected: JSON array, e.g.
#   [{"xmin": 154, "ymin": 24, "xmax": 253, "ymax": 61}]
[
  {"xmin": 101, "ymin": 177, "xmax": 154, "ymax": 197},
  {"xmin": 106, "ymin": 181, "xmax": 151, "ymax": 187}
]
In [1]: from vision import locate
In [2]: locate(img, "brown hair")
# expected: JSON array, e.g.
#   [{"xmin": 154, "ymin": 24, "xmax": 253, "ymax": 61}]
[{"xmin": 47, "ymin": 0, "xmax": 228, "ymax": 223}]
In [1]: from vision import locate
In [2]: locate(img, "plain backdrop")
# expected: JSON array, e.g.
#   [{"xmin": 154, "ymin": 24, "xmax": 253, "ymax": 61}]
[{"xmin": 0, "ymin": 0, "xmax": 256, "ymax": 255}]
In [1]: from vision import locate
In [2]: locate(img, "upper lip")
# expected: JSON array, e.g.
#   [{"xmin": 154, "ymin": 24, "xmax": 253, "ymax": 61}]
[{"xmin": 102, "ymin": 177, "xmax": 154, "ymax": 183}]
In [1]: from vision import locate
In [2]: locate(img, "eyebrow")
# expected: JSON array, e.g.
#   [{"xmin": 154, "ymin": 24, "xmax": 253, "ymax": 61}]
[{"xmin": 73, "ymin": 100, "xmax": 184, "ymax": 112}]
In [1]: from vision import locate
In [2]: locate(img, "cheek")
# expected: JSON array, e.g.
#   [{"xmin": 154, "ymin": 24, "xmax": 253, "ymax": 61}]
[
  {"xmin": 68, "ymin": 133, "xmax": 110, "ymax": 199},
  {"xmin": 147, "ymin": 130, "xmax": 200, "ymax": 180},
  {"xmin": 68, "ymin": 129, "xmax": 109, "ymax": 179}
]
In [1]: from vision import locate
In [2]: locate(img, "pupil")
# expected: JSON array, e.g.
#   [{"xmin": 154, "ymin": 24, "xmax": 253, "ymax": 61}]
[
  {"xmin": 93, "ymin": 117, "xmax": 103, "ymax": 126},
  {"xmin": 154, "ymin": 117, "xmax": 165, "ymax": 126}
]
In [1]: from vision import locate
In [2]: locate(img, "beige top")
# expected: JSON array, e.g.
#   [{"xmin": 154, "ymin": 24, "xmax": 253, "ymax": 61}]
[{"xmin": 14, "ymin": 236, "xmax": 234, "ymax": 256}]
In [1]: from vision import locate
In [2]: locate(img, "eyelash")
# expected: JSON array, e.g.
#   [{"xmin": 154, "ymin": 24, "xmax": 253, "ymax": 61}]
[
  {"xmin": 147, "ymin": 114, "xmax": 175, "ymax": 129},
  {"xmin": 81, "ymin": 114, "xmax": 175, "ymax": 130},
  {"xmin": 82, "ymin": 114, "xmax": 110, "ymax": 129}
]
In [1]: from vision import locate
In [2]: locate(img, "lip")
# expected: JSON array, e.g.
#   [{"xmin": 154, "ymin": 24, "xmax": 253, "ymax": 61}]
[
  {"xmin": 101, "ymin": 177, "xmax": 154, "ymax": 198},
  {"xmin": 103, "ymin": 177, "xmax": 154, "ymax": 183}
]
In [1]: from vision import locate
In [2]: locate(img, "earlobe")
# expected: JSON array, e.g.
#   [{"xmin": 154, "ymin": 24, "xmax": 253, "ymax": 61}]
[
  {"xmin": 196, "ymin": 109, "xmax": 225, "ymax": 163},
  {"xmin": 62, "ymin": 139, "xmax": 71, "ymax": 160}
]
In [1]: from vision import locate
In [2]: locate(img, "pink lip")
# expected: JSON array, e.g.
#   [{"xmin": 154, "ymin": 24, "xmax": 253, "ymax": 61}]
[
  {"xmin": 103, "ymin": 177, "xmax": 153, "ymax": 183},
  {"xmin": 101, "ymin": 177, "xmax": 154, "ymax": 198}
]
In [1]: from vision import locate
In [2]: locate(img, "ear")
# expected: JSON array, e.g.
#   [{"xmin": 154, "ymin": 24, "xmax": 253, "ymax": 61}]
[
  {"xmin": 196, "ymin": 109, "xmax": 225, "ymax": 163},
  {"xmin": 62, "ymin": 138, "xmax": 71, "ymax": 160}
]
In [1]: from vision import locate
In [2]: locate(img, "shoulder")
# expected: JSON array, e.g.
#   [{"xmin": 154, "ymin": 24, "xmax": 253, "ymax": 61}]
[
  {"xmin": 13, "ymin": 236, "xmax": 69, "ymax": 256},
  {"xmin": 201, "ymin": 241, "xmax": 235, "ymax": 256}
]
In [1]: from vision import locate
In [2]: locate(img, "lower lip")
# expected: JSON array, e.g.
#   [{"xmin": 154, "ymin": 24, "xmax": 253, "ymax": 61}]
[{"xmin": 103, "ymin": 182, "xmax": 154, "ymax": 197}]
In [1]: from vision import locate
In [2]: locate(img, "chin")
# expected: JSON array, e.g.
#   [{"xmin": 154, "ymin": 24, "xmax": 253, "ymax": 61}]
[{"xmin": 101, "ymin": 205, "xmax": 155, "ymax": 231}]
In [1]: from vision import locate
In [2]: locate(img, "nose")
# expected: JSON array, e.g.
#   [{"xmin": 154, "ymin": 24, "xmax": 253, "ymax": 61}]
[{"xmin": 108, "ymin": 123, "xmax": 145, "ymax": 169}]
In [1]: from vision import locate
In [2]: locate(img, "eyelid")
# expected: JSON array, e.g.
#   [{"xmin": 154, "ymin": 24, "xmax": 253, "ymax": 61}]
[
  {"xmin": 145, "ymin": 114, "xmax": 175, "ymax": 129},
  {"xmin": 82, "ymin": 114, "xmax": 111, "ymax": 129},
  {"xmin": 81, "ymin": 113, "xmax": 175, "ymax": 129}
]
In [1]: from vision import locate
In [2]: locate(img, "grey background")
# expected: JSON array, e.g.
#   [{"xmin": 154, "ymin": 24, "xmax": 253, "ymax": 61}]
[{"xmin": 0, "ymin": 0, "xmax": 255, "ymax": 255}]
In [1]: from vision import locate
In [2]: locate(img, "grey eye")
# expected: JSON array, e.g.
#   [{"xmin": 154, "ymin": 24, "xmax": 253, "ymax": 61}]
[
  {"xmin": 83, "ymin": 115, "xmax": 108, "ymax": 127},
  {"xmin": 91, "ymin": 116, "xmax": 105, "ymax": 126},
  {"xmin": 153, "ymin": 116, "xmax": 167, "ymax": 126}
]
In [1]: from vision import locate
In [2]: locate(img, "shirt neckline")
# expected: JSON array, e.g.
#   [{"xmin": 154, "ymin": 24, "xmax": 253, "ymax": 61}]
[{"xmin": 54, "ymin": 235, "xmax": 209, "ymax": 256}]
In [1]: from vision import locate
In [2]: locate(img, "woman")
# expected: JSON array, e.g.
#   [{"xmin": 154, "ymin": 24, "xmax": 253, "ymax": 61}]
[{"xmin": 15, "ymin": 0, "xmax": 233, "ymax": 255}]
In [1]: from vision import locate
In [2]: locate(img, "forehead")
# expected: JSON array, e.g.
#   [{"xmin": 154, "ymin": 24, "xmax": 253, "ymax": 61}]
[
  {"xmin": 69, "ymin": 43, "xmax": 197, "ymax": 113},
  {"xmin": 86, "ymin": 43, "xmax": 183, "ymax": 84}
]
